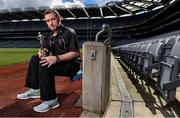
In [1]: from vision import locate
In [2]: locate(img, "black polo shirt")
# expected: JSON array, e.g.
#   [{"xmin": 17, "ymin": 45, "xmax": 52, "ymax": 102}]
[{"xmin": 44, "ymin": 25, "xmax": 79, "ymax": 56}]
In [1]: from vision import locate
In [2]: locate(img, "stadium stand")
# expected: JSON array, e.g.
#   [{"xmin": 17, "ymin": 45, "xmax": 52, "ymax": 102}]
[
  {"xmin": 0, "ymin": 11, "xmax": 156, "ymax": 47},
  {"xmin": 1, "ymin": 0, "xmax": 177, "ymax": 48}
]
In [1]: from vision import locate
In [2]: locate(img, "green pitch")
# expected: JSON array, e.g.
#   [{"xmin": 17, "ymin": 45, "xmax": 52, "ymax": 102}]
[{"xmin": 0, "ymin": 48, "xmax": 38, "ymax": 67}]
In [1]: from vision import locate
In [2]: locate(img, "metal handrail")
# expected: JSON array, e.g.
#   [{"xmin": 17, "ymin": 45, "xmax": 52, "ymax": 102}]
[{"xmin": 95, "ymin": 24, "xmax": 112, "ymax": 46}]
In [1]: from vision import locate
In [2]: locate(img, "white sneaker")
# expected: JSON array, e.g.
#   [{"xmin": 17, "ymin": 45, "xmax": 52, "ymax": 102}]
[
  {"xmin": 33, "ymin": 97, "xmax": 60, "ymax": 112},
  {"xmin": 17, "ymin": 89, "xmax": 40, "ymax": 100}
]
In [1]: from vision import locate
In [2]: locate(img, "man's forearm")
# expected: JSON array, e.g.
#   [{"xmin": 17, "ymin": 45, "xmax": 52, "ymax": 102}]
[{"xmin": 56, "ymin": 51, "xmax": 80, "ymax": 62}]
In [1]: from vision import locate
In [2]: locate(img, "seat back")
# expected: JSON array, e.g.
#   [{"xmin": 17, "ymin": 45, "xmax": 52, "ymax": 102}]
[
  {"xmin": 162, "ymin": 37, "xmax": 177, "ymax": 55},
  {"xmin": 148, "ymin": 41, "xmax": 163, "ymax": 62},
  {"xmin": 167, "ymin": 37, "xmax": 180, "ymax": 70},
  {"xmin": 170, "ymin": 38, "xmax": 180, "ymax": 64}
]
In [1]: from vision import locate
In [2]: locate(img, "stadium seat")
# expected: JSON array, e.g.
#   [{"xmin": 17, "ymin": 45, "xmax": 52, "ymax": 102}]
[{"xmin": 157, "ymin": 36, "xmax": 180, "ymax": 103}]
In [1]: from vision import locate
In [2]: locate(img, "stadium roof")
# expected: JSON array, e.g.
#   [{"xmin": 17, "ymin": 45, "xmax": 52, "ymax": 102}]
[{"xmin": 0, "ymin": 0, "xmax": 175, "ymax": 21}]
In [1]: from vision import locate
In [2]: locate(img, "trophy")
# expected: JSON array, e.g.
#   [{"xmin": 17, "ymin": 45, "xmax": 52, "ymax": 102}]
[{"xmin": 37, "ymin": 32, "xmax": 49, "ymax": 57}]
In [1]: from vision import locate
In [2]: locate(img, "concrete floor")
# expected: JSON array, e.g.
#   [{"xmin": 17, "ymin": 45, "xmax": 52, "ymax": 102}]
[{"xmin": 102, "ymin": 55, "xmax": 180, "ymax": 117}]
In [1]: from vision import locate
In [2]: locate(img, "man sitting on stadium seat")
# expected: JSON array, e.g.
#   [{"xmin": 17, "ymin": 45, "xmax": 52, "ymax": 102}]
[{"xmin": 17, "ymin": 8, "xmax": 80, "ymax": 112}]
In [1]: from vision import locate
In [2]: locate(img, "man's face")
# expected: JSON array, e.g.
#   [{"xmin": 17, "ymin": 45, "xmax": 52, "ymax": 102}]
[{"xmin": 45, "ymin": 13, "xmax": 61, "ymax": 31}]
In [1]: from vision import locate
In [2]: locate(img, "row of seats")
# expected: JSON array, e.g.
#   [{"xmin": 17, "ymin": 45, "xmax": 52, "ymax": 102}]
[{"xmin": 112, "ymin": 34, "xmax": 180, "ymax": 105}]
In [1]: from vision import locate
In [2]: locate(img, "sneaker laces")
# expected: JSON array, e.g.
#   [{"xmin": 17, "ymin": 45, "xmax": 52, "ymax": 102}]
[
  {"xmin": 24, "ymin": 89, "xmax": 33, "ymax": 95},
  {"xmin": 42, "ymin": 98, "xmax": 58, "ymax": 106},
  {"xmin": 24, "ymin": 89, "xmax": 39, "ymax": 95}
]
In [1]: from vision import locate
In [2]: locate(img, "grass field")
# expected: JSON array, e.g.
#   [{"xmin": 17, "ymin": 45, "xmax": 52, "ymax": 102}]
[{"xmin": 0, "ymin": 48, "xmax": 38, "ymax": 67}]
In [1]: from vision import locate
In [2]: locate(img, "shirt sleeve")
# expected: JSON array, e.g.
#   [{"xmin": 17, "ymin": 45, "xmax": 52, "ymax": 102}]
[{"xmin": 66, "ymin": 28, "xmax": 79, "ymax": 52}]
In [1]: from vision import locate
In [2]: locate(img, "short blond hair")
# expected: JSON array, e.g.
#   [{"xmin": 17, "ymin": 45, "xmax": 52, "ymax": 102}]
[{"xmin": 44, "ymin": 9, "xmax": 60, "ymax": 17}]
